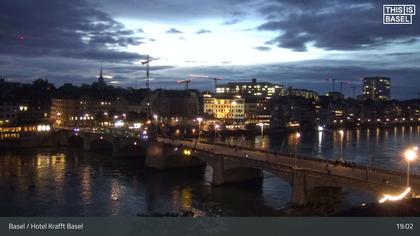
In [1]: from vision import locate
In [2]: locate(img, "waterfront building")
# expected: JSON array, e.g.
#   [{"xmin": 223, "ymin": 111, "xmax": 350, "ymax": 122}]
[
  {"xmin": 203, "ymin": 94, "xmax": 245, "ymax": 129},
  {"xmin": 0, "ymin": 100, "xmax": 18, "ymax": 125},
  {"xmin": 270, "ymin": 96, "xmax": 316, "ymax": 130},
  {"xmin": 0, "ymin": 79, "xmax": 52, "ymax": 125},
  {"xmin": 362, "ymin": 77, "xmax": 391, "ymax": 101},
  {"xmin": 215, "ymin": 79, "xmax": 284, "ymax": 126},
  {"xmin": 50, "ymin": 96, "xmax": 128, "ymax": 127}
]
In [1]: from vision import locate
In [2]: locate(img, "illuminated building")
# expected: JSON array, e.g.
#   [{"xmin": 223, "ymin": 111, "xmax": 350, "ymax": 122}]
[
  {"xmin": 216, "ymin": 78, "xmax": 284, "ymax": 98},
  {"xmin": 362, "ymin": 77, "xmax": 391, "ymax": 101},
  {"xmin": 0, "ymin": 123, "xmax": 51, "ymax": 141},
  {"xmin": 215, "ymin": 79, "xmax": 283, "ymax": 126},
  {"xmin": 50, "ymin": 97, "xmax": 128, "ymax": 127},
  {"xmin": 203, "ymin": 94, "xmax": 245, "ymax": 120}
]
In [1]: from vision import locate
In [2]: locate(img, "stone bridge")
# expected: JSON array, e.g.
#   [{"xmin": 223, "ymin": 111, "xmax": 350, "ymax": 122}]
[
  {"xmin": 53, "ymin": 129, "xmax": 420, "ymax": 205},
  {"xmin": 157, "ymin": 137, "xmax": 420, "ymax": 205},
  {"xmin": 57, "ymin": 130, "xmax": 148, "ymax": 157}
]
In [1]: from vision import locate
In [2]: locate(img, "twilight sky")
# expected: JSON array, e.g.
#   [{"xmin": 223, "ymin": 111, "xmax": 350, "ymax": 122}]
[{"xmin": 0, "ymin": 0, "xmax": 419, "ymax": 98}]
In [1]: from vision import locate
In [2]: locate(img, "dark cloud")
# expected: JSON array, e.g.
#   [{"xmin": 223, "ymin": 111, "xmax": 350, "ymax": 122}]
[
  {"xmin": 91, "ymin": 0, "xmax": 250, "ymax": 21},
  {"xmin": 257, "ymin": 0, "xmax": 420, "ymax": 51},
  {"xmin": 196, "ymin": 29, "xmax": 212, "ymax": 34},
  {"xmin": 166, "ymin": 28, "xmax": 184, "ymax": 34},
  {"xmin": 0, "ymin": 0, "xmax": 144, "ymax": 61},
  {"xmin": 222, "ymin": 18, "xmax": 241, "ymax": 25},
  {"xmin": 137, "ymin": 28, "xmax": 145, "ymax": 34},
  {"xmin": 254, "ymin": 46, "xmax": 271, "ymax": 51}
]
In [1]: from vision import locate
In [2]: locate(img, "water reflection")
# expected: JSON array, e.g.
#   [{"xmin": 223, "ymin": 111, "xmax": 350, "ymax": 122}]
[
  {"xmin": 110, "ymin": 178, "xmax": 121, "ymax": 215},
  {"xmin": 0, "ymin": 148, "xmax": 295, "ymax": 216}
]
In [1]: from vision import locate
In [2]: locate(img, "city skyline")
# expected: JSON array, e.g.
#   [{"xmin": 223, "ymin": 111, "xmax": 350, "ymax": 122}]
[{"xmin": 0, "ymin": 0, "xmax": 419, "ymax": 99}]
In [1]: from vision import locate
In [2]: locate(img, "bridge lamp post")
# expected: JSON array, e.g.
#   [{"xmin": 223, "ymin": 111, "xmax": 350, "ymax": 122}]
[
  {"xmin": 214, "ymin": 124, "xmax": 220, "ymax": 139},
  {"xmin": 338, "ymin": 129, "xmax": 344, "ymax": 161},
  {"xmin": 196, "ymin": 117, "xmax": 203, "ymax": 141},
  {"xmin": 153, "ymin": 114, "xmax": 158, "ymax": 135},
  {"xmin": 257, "ymin": 123, "xmax": 264, "ymax": 136},
  {"xmin": 404, "ymin": 148, "xmax": 417, "ymax": 187},
  {"xmin": 294, "ymin": 132, "xmax": 301, "ymax": 168}
]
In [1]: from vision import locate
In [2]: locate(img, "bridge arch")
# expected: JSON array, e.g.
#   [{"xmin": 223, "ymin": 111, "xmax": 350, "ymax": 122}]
[
  {"xmin": 119, "ymin": 143, "xmax": 148, "ymax": 158},
  {"xmin": 89, "ymin": 138, "xmax": 113, "ymax": 153},
  {"xmin": 68, "ymin": 135, "xmax": 84, "ymax": 148}
]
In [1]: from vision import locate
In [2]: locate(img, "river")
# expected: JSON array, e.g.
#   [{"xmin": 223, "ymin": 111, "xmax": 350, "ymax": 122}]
[{"xmin": 1, "ymin": 126, "xmax": 419, "ymax": 216}]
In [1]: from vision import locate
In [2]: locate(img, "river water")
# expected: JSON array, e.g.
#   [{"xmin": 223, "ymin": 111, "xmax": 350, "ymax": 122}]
[{"xmin": 1, "ymin": 126, "xmax": 419, "ymax": 216}]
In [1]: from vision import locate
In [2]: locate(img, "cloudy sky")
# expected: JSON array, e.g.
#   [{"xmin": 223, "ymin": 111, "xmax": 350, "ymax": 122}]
[{"xmin": 0, "ymin": 0, "xmax": 419, "ymax": 98}]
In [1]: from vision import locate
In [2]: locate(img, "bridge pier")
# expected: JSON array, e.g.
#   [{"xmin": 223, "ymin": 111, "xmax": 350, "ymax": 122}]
[
  {"xmin": 82, "ymin": 135, "xmax": 91, "ymax": 151},
  {"xmin": 112, "ymin": 138, "xmax": 120, "ymax": 157},
  {"xmin": 58, "ymin": 131, "xmax": 70, "ymax": 146},
  {"xmin": 291, "ymin": 168, "xmax": 307, "ymax": 206},
  {"xmin": 145, "ymin": 142, "xmax": 204, "ymax": 169}
]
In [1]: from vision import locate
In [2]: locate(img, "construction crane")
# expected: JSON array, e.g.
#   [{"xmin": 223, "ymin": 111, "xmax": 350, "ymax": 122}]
[
  {"xmin": 188, "ymin": 74, "xmax": 223, "ymax": 90},
  {"xmin": 347, "ymin": 83, "xmax": 362, "ymax": 98},
  {"xmin": 325, "ymin": 78, "xmax": 349, "ymax": 93},
  {"xmin": 177, "ymin": 79, "xmax": 192, "ymax": 90},
  {"xmin": 141, "ymin": 55, "xmax": 159, "ymax": 89}
]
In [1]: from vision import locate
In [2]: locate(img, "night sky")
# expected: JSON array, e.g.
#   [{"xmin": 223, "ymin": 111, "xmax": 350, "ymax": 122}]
[{"xmin": 0, "ymin": 0, "xmax": 419, "ymax": 98}]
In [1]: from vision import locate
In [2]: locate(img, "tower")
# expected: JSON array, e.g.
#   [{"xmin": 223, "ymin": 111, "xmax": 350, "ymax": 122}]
[{"xmin": 98, "ymin": 68, "xmax": 105, "ymax": 86}]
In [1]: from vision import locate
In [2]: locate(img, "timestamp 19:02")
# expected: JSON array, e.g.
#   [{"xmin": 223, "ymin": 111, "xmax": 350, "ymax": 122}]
[{"xmin": 396, "ymin": 223, "xmax": 414, "ymax": 230}]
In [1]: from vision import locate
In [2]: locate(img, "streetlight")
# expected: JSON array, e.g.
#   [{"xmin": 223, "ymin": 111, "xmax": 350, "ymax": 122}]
[
  {"xmin": 257, "ymin": 123, "xmax": 264, "ymax": 136},
  {"xmin": 196, "ymin": 117, "xmax": 203, "ymax": 140},
  {"xmin": 339, "ymin": 129, "xmax": 344, "ymax": 161},
  {"xmin": 214, "ymin": 124, "xmax": 220, "ymax": 139},
  {"xmin": 294, "ymin": 132, "xmax": 301, "ymax": 167},
  {"xmin": 404, "ymin": 147, "xmax": 417, "ymax": 187},
  {"xmin": 153, "ymin": 114, "xmax": 158, "ymax": 135}
]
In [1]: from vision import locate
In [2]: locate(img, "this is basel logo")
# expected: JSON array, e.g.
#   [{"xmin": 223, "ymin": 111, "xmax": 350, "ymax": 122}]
[{"xmin": 383, "ymin": 4, "xmax": 416, "ymax": 24}]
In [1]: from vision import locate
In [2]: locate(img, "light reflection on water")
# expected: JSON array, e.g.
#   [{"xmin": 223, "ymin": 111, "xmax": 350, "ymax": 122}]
[{"xmin": 0, "ymin": 148, "xmax": 292, "ymax": 216}]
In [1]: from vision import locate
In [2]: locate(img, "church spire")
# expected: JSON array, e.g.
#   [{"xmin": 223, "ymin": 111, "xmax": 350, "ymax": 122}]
[{"xmin": 98, "ymin": 68, "xmax": 105, "ymax": 85}]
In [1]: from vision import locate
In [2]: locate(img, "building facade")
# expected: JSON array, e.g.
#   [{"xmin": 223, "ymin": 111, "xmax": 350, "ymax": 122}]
[
  {"xmin": 362, "ymin": 77, "xmax": 391, "ymax": 101},
  {"xmin": 286, "ymin": 87, "xmax": 319, "ymax": 100},
  {"xmin": 50, "ymin": 97, "xmax": 128, "ymax": 127},
  {"xmin": 215, "ymin": 79, "xmax": 284, "ymax": 126},
  {"xmin": 148, "ymin": 89, "xmax": 200, "ymax": 119},
  {"xmin": 203, "ymin": 94, "xmax": 245, "ymax": 120},
  {"xmin": 216, "ymin": 78, "xmax": 284, "ymax": 98}
]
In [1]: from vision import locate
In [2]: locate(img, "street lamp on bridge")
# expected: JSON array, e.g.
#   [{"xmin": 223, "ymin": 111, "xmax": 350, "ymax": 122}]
[
  {"xmin": 196, "ymin": 117, "xmax": 203, "ymax": 141},
  {"xmin": 214, "ymin": 124, "xmax": 220, "ymax": 139},
  {"xmin": 294, "ymin": 132, "xmax": 301, "ymax": 168},
  {"xmin": 257, "ymin": 123, "xmax": 265, "ymax": 136},
  {"xmin": 404, "ymin": 147, "xmax": 417, "ymax": 187},
  {"xmin": 153, "ymin": 114, "xmax": 158, "ymax": 135}
]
